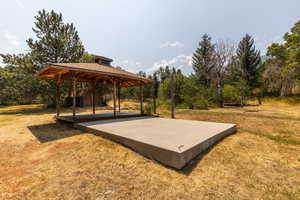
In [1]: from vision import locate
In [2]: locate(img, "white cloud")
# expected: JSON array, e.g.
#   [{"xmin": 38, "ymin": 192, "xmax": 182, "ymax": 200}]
[
  {"xmin": 148, "ymin": 54, "xmax": 192, "ymax": 74},
  {"xmin": 255, "ymin": 35, "xmax": 283, "ymax": 54},
  {"xmin": 160, "ymin": 41, "xmax": 184, "ymax": 48},
  {"xmin": 3, "ymin": 31, "xmax": 20, "ymax": 49},
  {"xmin": 0, "ymin": 30, "xmax": 22, "ymax": 54},
  {"xmin": 114, "ymin": 59, "xmax": 143, "ymax": 73}
]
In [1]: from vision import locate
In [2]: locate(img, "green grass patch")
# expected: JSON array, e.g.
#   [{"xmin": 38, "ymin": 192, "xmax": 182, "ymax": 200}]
[
  {"xmin": 175, "ymin": 109, "xmax": 300, "ymax": 121},
  {"xmin": 240, "ymin": 129, "xmax": 300, "ymax": 145}
]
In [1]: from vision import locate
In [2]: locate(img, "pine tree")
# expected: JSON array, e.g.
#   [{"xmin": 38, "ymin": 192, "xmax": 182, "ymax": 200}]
[
  {"xmin": 192, "ymin": 34, "xmax": 216, "ymax": 88},
  {"xmin": 27, "ymin": 9, "xmax": 85, "ymax": 105},
  {"xmin": 27, "ymin": 10, "xmax": 85, "ymax": 68},
  {"xmin": 236, "ymin": 34, "xmax": 261, "ymax": 89},
  {"xmin": 0, "ymin": 9, "xmax": 86, "ymax": 106}
]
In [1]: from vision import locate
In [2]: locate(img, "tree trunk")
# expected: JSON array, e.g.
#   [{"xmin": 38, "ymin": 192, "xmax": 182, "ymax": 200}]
[
  {"xmin": 153, "ymin": 97, "xmax": 156, "ymax": 114},
  {"xmin": 257, "ymin": 96, "xmax": 262, "ymax": 105},
  {"xmin": 140, "ymin": 84, "xmax": 144, "ymax": 114},
  {"xmin": 217, "ymin": 85, "xmax": 224, "ymax": 108},
  {"xmin": 171, "ymin": 74, "xmax": 175, "ymax": 119}
]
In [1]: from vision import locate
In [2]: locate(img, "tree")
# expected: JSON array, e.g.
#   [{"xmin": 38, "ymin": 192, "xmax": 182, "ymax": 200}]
[
  {"xmin": 236, "ymin": 34, "xmax": 261, "ymax": 90},
  {"xmin": 265, "ymin": 20, "xmax": 300, "ymax": 96},
  {"xmin": 1, "ymin": 10, "xmax": 86, "ymax": 106},
  {"xmin": 151, "ymin": 73, "xmax": 159, "ymax": 114},
  {"xmin": 156, "ymin": 66, "xmax": 172, "ymax": 82},
  {"xmin": 0, "ymin": 54, "xmax": 45, "ymax": 104},
  {"xmin": 180, "ymin": 77, "xmax": 209, "ymax": 109},
  {"xmin": 27, "ymin": 10, "xmax": 85, "ymax": 68},
  {"xmin": 157, "ymin": 67, "xmax": 185, "ymax": 104},
  {"xmin": 80, "ymin": 53, "xmax": 95, "ymax": 63},
  {"xmin": 214, "ymin": 40, "xmax": 235, "ymax": 107},
  {"xmin": 170, "ymin": 68, "xmax": 176, "ymax": 118},
  {"xmin": 28, "ymin": 9, "xmax": 85, "ymax": 106},
  {"xmin": 192, "ymin": 34, "xmax": 216, "ymax": 88}
]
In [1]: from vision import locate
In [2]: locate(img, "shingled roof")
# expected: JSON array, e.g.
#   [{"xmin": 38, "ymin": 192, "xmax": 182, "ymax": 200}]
[{"xmin": 37, "ymin": 63, "xmax": 151, "ymax": 87}]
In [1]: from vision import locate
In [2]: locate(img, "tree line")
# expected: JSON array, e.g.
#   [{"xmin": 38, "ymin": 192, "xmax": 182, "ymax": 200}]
[
  {"xmin": 123, "ymin": 22, "xmax": 300, "ymax": 110},
  {"xmin": 1, "ymin": 9, "xmax": 300, "ymax": 110}
]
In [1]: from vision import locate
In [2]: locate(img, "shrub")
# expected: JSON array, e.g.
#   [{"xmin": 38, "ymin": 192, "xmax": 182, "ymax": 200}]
[
  {"xmin": 180, "ymin": 77, "xmax": 209, "ymax": 109},
  {"xmin": 144, "ymin": 103, "xmax": 153, "ymax": 115},
  {"xmin": 222, "ymin": 84, "xmax": 241, "ymax": 104}
]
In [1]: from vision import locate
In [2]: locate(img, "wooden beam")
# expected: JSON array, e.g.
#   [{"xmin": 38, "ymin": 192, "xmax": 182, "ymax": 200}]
[
  {"xmin": 92, "ymin": 83, "xmax": 96, "ymax": 115},
  {"xmin": 140, "ymin": 84, "xmax": 144, "ymax": 114},
  {"xmin": 90, "ymin": 80, "xmax": 98, "ymax": 115},
  {"xmin": 72, "ymin": 75, "xmax": 77, "ymax": 117}
]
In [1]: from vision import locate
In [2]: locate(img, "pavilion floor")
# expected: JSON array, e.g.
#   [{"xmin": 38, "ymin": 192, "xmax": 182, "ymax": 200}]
[{"xmin": 56, "ymin": 112, "xmax": 145, "ymax": 123}]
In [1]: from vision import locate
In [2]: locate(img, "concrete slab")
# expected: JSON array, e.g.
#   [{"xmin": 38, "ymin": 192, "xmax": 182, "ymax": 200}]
[{"xmin": 76, "ymin": 117, "xmax": 236, "ymax": 169}]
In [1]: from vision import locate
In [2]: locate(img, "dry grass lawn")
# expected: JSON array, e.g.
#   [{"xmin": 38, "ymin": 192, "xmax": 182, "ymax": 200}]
[{"xmin": 0, "ymin": 99, "xmax": 299, "ymax": 200}]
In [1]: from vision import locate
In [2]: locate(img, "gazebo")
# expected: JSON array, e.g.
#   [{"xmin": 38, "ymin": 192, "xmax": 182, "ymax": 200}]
[{"xmin": 37, "ymin": 55, "xmax": 152, "ymax": 122}]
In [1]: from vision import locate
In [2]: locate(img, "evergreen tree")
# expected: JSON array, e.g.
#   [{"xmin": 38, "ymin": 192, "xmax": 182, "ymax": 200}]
[
  {"xmin": 152, "ymin": 73, "xmax": 160, "ymax": 99},
  {"xmin": 27, "ymin": 9, "xmax": 85, "ymax": 68},
  {"xmin": 156, "ymin": 66, "xmax": 172, "ymax": 82},
  {"xmin": 192, "ymin": 34, "xmax": 216, "ymax": 88},
  {"xmin": 236, "ymin": 34, "xmax": 261, "ymax": 89},
  {"xmin": 0, "ymin": 54, "xmax": 46, "ymax": 104}
]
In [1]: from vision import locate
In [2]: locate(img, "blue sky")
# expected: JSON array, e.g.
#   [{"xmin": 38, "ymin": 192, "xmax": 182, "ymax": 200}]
[{"xmin": 1, "ymin": 0, "xmax": 300, "ymax": 74}]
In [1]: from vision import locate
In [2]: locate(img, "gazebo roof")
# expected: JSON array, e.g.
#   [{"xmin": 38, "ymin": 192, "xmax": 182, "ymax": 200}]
[{"xmin": 37, "ymin": 63, "xmax": 151, "ymax": 87}]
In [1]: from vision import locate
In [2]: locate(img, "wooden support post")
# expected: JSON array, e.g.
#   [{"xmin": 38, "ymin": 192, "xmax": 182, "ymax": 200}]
[
  {"xmin": 140, "ymin": 84, "xmax": 144, "ymax": 114},
  {"xmin": 72, "ymin": 76, "xmax": 77, "ymax": 117},
  {"xmin": 171, "ymin": 73, "xmax": 175, "ymax": 119},
  {"xmin": 153, "ymin": 97, "xmax": 156, "ymax": 114},
  {"xmin": 92, "ymin": 85, "xmax": 96, "ymax": 115},
  {"xmin": 55, "ymin": 75, "xmax": 61, "ymax": 117},
  {"xmin": 118, "ymin": 87, "xmax": 121, "ymax": 113},
  {"xmin": 89, "ymin": 80, "xmax": 97, "ymax": 115},
  {"xmin": 113, "ymin": 81, "xmax": 117, "ymax": 117}
]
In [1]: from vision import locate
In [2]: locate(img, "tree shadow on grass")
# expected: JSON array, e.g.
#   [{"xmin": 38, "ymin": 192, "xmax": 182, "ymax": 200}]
[{"xmin": 28, "ymin": 122, "xmax": 84, "ymax": 143}]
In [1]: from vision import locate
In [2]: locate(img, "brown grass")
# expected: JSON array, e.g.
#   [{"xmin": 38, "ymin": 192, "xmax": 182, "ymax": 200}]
[{"xmin": 0, "ymin": 100, "xmax": 299, "ymax": 200}]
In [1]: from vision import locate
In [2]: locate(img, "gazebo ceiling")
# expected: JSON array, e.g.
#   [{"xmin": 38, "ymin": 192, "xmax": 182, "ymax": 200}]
[{"xmin": 37, "ymin": 63, "xmax": 152, "ymax": 87}]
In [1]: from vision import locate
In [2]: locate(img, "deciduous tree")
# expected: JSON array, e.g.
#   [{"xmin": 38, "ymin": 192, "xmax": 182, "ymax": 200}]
[{"xmin": 214, "ymin": 40, "xmax": 235, "ymax": 107}]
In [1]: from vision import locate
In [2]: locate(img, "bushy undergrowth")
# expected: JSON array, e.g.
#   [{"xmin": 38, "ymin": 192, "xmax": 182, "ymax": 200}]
[{"xmin": 222, "ymin": 84, "xmax": 242, "ymax": 104}]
